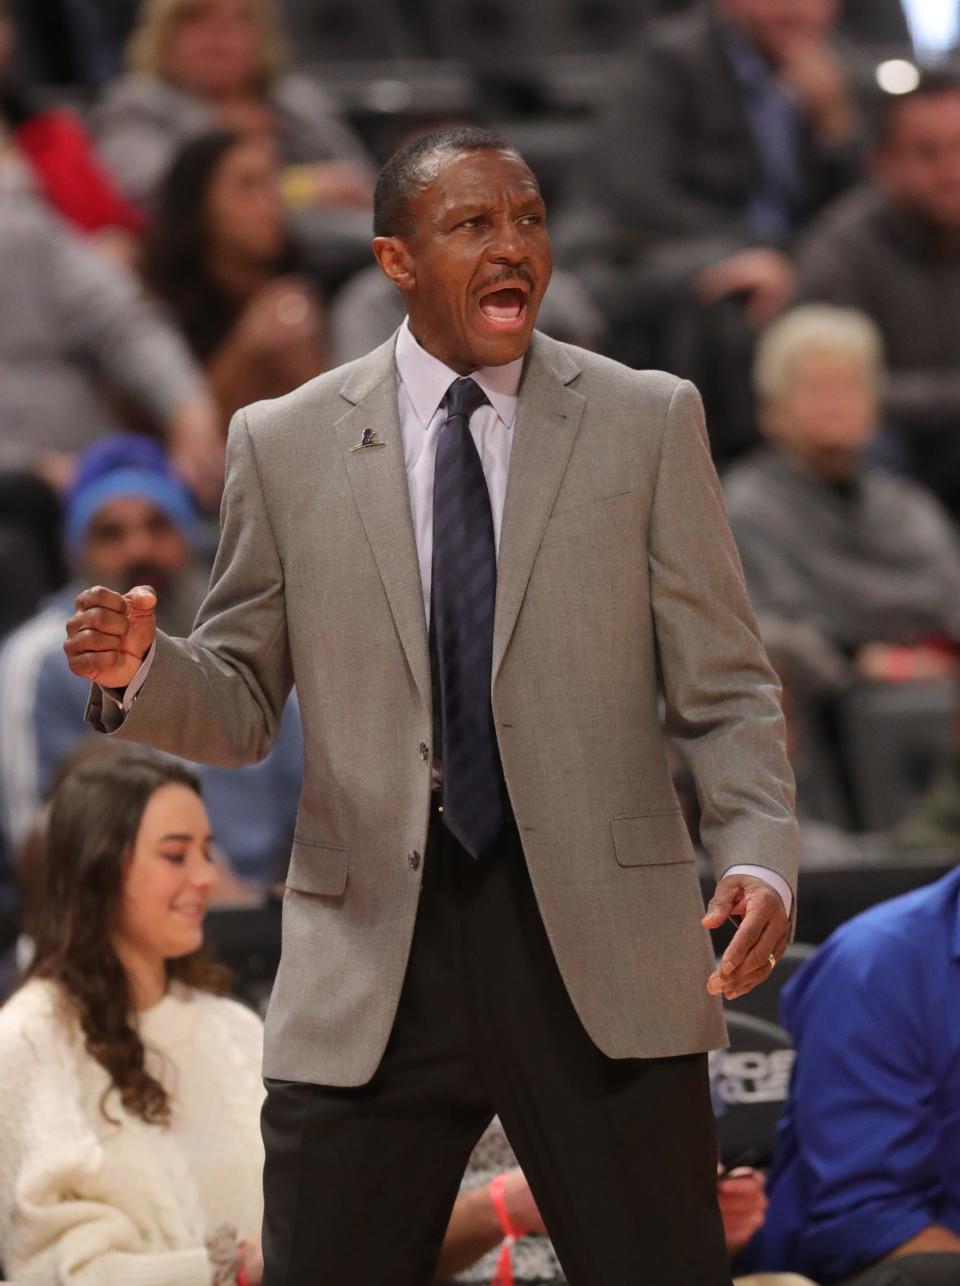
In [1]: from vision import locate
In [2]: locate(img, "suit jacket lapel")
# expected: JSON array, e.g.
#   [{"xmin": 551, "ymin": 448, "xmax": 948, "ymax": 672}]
[
  {"xmin": 493, "ymin": 333, "xmax": 585, "ymax": 679},
  {"xmin": 334, "ymin": 336, "xmax": 431, "ymax": 708}
]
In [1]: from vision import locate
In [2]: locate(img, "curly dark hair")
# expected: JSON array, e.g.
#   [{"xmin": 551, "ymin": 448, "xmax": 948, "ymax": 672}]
[{"xmin": 25, "ymin": 749, "xmax": 229, "ymax": 1126}]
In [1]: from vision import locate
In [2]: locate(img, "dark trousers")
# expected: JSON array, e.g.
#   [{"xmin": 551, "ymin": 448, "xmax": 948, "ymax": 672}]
[{"xmin": 261, "ymin": 807, "xmax": 731, "ymax": 1286}]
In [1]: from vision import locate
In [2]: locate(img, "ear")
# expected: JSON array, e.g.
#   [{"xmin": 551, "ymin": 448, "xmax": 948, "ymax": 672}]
[{"xmin": 372, "ymin": 236, "xmax": 416, "ymax": 291}]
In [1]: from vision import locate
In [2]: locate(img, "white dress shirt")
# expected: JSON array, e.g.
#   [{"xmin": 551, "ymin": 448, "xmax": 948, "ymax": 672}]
[
  {"xmin": 118, "ymin": 318, "xmax": 791, "ymax": 913},
  {"xmin": 395, "ymin": 316, "xmax": 522, "ymax": 624}
]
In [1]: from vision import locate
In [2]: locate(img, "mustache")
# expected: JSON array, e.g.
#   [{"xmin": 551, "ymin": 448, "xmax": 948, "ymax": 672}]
[
  {"xmin": 477, "ymin": 267, "xmax": 536, "ymax": 294},
  {"xmin": 116, "ymin": 562, "xmax": 168, "ymax": 591}
]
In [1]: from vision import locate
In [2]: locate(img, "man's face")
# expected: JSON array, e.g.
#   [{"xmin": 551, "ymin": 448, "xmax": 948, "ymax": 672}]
[
  {"xmin": 716, "ymin": 0, "xmax": 839, "ymax": 59},
  {"xmin": 375, "ymin": 149, "xmax": 553, "ymax": 373},
  {"xmin": 80, "ymin": 497, "xmax": 189, "ymax": 595},
  {"xmin": 875, "ymin": 93, "xmax": 960, "ymax": 231}
]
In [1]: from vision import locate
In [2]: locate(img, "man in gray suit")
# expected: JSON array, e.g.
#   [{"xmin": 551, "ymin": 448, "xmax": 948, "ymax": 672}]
[{"xmin": 65, "ymin": 127, "xmax": 797, "ymax": 1285}]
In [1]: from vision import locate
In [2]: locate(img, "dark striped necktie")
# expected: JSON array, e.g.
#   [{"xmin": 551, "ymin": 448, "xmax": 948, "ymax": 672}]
[{"xmin": 430, "ymin": 376, "xmax": 506, "ymax": 858}]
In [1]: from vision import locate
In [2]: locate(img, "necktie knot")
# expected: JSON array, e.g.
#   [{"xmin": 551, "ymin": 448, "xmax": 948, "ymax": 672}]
[{"xmin": 445, "ymin": 376, "xmax": 489, "ymax": 424}]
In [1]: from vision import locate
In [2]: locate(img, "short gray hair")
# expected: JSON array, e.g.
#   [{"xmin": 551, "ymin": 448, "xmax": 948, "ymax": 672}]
[{"xmin": 753, "ymin": 305, "xmax": 886, "ymax": 403}]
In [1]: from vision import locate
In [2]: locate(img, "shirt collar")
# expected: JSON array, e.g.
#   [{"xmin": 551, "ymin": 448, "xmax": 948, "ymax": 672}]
[{"xmin": 395, "ymin": 317, "xmax": 523, "ymax": 431}]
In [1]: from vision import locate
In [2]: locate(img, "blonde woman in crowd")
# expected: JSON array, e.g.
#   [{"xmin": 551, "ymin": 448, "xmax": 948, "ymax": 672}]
[
  {"xmin": 725, "ymin": 305, "xmax": 960, "ymax": 682},
  {"xmin": 93, "ymin": 0, "xmax": 373, "ymax": 220}
]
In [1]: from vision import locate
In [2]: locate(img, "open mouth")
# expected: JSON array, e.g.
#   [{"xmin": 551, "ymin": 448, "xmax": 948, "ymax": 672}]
[{"xmin": 476, "ymin": 284, "xmax": 530, "ymax": 331}]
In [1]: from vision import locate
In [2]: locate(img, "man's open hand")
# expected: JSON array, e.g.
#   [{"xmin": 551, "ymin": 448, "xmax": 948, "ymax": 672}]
[
  {"xmin": 701, "ymin": 874, "xmax": 790, "ymax": 1000},
  {"xmin": 64, "ymin": 585, "xmax": 157, "ymax": 689}
]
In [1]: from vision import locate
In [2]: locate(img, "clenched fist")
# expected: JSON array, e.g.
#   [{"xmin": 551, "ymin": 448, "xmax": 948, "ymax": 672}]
[{"xmin": 64, "ymin": 585, "xmax": 158, "ymax": 690}]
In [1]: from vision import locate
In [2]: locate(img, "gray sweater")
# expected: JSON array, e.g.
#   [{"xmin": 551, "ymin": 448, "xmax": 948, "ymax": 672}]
[
  {"xmin": 0, "ymin": 161, "xmax": 203, "ymax": 469},
  {"xmin": 93, "ymin": 72, "xmax": 373, "ymax": 206},
  {"xmin": 724, "ymin": 448, "xmax": 960, "ymax": 650}
]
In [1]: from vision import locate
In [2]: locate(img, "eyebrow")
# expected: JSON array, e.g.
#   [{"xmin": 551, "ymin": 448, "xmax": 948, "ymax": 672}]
[{"xmin": 158, "ymin": 833, "xmax": 215, "ymax": 844}]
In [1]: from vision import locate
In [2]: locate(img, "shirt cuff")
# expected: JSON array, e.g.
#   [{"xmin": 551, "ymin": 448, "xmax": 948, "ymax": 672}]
[
  {"xmin": 100, "ymin": 640, "xmax": 156, "ymax": 715},
  {"xmin": 723, "ymin": 864, "xmax": 793, "ymax": 917}
]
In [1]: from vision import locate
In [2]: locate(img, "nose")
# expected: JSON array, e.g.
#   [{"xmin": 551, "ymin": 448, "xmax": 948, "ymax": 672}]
[
  {"xmin": 121, "ymin": 528, "xmax": 156, "ymax": 565},
  {"xmin": 488, "ymin": 215, "xmax": 528, "ymax": 266},
  {"xmin": 189, "ymin": 852, "xmax": 219, "ymax": 894}
]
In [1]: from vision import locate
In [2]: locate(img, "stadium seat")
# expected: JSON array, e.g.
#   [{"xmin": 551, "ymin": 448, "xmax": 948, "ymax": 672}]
[
  {"xmin": 281, "ymin": 0, "xmax": 420, "ymax": 62},
  {"xmin": 204, "ymin": 903, "xmax": 282, "ymax": 1016},
  {"xmin": 841, "ymin": 679, "xmax": 957, "ymax": 831},
  {"xmin": 711, "ymin": 1012, "xmax": 794, "ymax": 1170},
  {"xmin": 419, "ymin": 0, "xmax": 649, "ymax": 62}
]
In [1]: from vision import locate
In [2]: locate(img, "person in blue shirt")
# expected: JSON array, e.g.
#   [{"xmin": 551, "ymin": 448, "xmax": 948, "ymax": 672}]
[{"xmin": 743, "ymin": 867, "xmax": 960, "ymax": 1285}]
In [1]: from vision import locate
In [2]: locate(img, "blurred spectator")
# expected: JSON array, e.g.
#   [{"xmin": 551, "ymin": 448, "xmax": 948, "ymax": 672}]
[
  {"xmin": 726, "ymin": 305, "xmax": 960, "ymax": 672},
  {"xmin": 742, "ymin": 866, "xmax": 960, "ymax": 1283},
  {"xmin": 0, "ymin": 472, "xmax": 66, "ymax": 640},
  {"xmin": 797, "ymin": 71, "xmax": 960, "ymax": 517},
  {"xmin": 331, "ymin": 263, "xmax": 607, "ymax": 364},
  {"xmin": 143, "ymin": 129, "xmax": 328, "ymax": 427},
  {"xmin": 725, "ymin": 305, "xmax": 960, "ymax": 827},
  {"xmin": 0, "ymin": 434, "xmax": 302, "ymax": 891},
  {"xmin": 0, "ymin": 751, "xmax": 268, "ymax": 1284},
  {"xmin": 0, "ymin": 153, "xmax": 223, "ymax": 502},
  {"xmin": 586, "ymin": 0, "xmax": 863, "ymax": 461},
  {"xmin": 0, "ymin": 0, "xmax": 144, "ymax": 244},
  {"xmin": 600, "ymin": 0, "xmax": 862, "ymax": 251},
  {"xmin": 93, "ymin": 0, "xmax": 374, "ymax": 283}
]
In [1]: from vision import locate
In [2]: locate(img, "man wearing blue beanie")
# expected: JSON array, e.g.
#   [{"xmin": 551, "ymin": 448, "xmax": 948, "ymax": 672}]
[
  {"xmin": 62, "ymin": 433, "xmax": 201, "ymax": 603},
  {"xmin": 0, "ymin": 432, "xmax": 302, "ymax": 891}
]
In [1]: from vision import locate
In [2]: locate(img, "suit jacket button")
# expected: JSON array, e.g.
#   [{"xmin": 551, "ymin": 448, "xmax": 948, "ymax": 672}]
[
  {"xmin": 419, "ymin": 742, "xmax": 429, "ymax": 762},
  {"xmin": 407, "ymin": 850, "xmax": 421, "ymax": 870}
]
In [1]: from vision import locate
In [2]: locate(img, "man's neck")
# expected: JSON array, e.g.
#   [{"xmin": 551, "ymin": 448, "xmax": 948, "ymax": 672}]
[{"xmin": 405, "ymin": 318, "xmax": 475, "ymax": 375}]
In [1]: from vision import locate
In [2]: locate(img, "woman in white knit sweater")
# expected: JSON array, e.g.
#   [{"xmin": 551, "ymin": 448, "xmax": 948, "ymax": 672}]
[
  {"xmin": 0, "ymin": 751, "xmax": 266, "ymax": 1286},
  {"xmin": 0, "ymin": 750, "xmax": 555, "ymax": 1286}
]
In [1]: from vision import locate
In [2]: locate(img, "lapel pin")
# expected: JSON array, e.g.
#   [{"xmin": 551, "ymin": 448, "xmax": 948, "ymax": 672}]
[{"xmin": 351, "ymin": 428, "xmax": 386, "ymax": 452}]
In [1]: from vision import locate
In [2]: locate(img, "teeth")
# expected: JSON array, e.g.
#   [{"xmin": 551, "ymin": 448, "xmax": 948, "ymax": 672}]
[{"xmin": 479, "ymin": 288, "xmax": 525, "ymax": 322}]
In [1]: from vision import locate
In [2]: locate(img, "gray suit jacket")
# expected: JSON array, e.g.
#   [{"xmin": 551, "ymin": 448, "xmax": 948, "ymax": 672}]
[{"xmin": 88, "ymin": 332, "xmax": 798, "ymax": 1086}]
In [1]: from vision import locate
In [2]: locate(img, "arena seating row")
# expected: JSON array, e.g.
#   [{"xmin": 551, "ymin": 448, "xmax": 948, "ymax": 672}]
[{"xmin": 282, "ymin": 0, "xmax": 913, "ymax": 66}]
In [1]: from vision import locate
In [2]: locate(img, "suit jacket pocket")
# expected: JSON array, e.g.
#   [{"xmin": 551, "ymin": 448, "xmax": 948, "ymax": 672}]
[
  {"xmin": 286, "ymin": 838, "xmax": 350, "ymax": 896},
  {"xmin": 540, "ymin": 490, "xmax": 635, "ymax": 548},
  {"xmin": 611, "ymin": 811, "xmax": 694, "ymax": 867}
]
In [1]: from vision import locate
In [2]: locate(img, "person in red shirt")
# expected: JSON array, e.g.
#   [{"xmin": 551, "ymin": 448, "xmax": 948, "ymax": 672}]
[{"xmin": 0, "ymin": 0, "xmax": 144, "ymax": 240}]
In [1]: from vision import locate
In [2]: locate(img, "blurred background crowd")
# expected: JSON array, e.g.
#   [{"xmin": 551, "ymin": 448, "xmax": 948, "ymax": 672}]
[{"xmin": 2, "ymin": 1, "xmax": 960, "ymax": 1283}]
